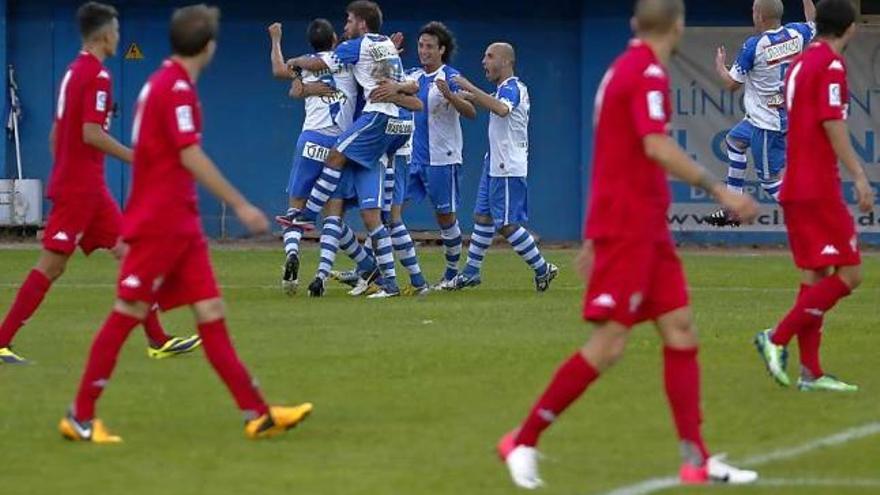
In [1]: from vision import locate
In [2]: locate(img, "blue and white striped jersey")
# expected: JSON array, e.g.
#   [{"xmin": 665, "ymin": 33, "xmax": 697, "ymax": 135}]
[
  {"xmin": 327, "ymin": 33, "xmax": 406, "ymax": 118},
  {"xmin": 301, "ymin": 51, "xmax": 357, "ymax": 135},
  {"xmin": 488, "ymin": 76, "xmax": 529, "ymax": 177},
  {"xmin": 407, "ymin": 65, "xmax": 465, "ymax": 166},
  {"xmin": 729, "ymin": 22, "xmax": 815, "ymax": 131}
]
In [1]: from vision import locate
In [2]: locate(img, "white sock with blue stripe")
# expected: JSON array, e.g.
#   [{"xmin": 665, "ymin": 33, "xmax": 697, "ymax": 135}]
[
  {"xmin": 382, "ymin": 165, "xmax": 394, "ymax": 224},
  {"xmin": 317, "ymin": 217, "xmax": 343, "ymax": 280},
  {"xmin": 761, "ymin": 179, "xmax": 782, "ymax": 202},
  {"xmin": 369, "ymin": 225, "xmax": 398, "ymax": 292},
  {"xmin": 440, "ymin": 220, "xmax": 462, "ymax": 281},
  {"xmin": 505, "ymin": 226, "xmax": 548, "ymax": 276},
  {"xmin": 390, "ymin": 221, "xmax": 427, "ymax": 288},
  {"xmin": 304, "ymin": 167, "xmax": 343, "ymax": 220},
  {"xmin": 463, "ymin": 222, "xmax": 495, "ymax": 278},
  {"xmin": 338, "ymin": 222, "xmax": 377, "ymax": 275},
  {"xmin": 726, "ymin": 140, "xmax": 747, "ymax": 195},
  {"xmin": 283, "ymin": 225, "xmax": 303, "ymax": 258}
]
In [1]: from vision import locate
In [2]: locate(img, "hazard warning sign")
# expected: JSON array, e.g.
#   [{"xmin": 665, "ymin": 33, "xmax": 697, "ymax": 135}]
[{"xmin": 124, "ymin": 43, "xmax": 144, "ymax": 60}]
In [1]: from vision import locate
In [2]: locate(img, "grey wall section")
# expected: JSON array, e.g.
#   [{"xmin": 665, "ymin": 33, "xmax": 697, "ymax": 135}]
[{"xmin": 9, "ymin": 0, "xmax": 873, "ymax": 242}]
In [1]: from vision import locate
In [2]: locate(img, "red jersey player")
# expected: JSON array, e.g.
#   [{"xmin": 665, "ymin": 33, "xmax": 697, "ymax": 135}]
[
  {"xmin": 0, "ymin": 2, "xmax": 199, "ymax": 365},
  {"xmin": 59, "ymin": 5, "xmax": 312, "ymax": 443},
  {"xmin": 496, "ymin": 0, "xmax": 761, "ymax": 489},
  {"xmin": 755, "ymin": 0, "xmax": 874, "ymax": 392}
]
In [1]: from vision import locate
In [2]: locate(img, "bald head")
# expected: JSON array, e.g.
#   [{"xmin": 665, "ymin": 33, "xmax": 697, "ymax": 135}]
[
  {"xmin": 634, "ymin": 0, "xmax": 685, "ymax": 35},
  {"xmin": 482, "ymin": 42, "xmax": 516, "ymax": 84},
  {"xmin": 488, "ymin": 42, "xmax": 516, "ymax": 65},
  {"xmin": 754, "ymin": 0, "xmax": 784, "ymax": 22}
]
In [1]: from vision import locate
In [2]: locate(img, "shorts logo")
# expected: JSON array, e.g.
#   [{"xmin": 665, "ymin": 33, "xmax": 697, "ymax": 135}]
[
  {"xmin": 820, "ymin": 244, "xmax": 840, "ymax": 256},
  {"xmin": 52, "ymin": 231, "xmax": 70, "ymax": 242},
  {"xmin": 96, "ymin": 91, "xmax": 108, "ymax": 112},
  {"xmin": 591, "ymin": 293, "xmax": 616, "ymax": 308},
  {"xmin": 386, "ymin": 118, "xmax": 414, "ymax": 135},
  {"xmin": 303, "ymin": 142, "xmax": 331, "ymax": 162},
  {"xmin": 121, "ymin": 275, "xmax": 142, "ymax": 289}
]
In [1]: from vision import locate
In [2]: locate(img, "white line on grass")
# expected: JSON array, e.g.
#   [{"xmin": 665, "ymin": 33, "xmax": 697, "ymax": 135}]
[{"xmin": 597, "ymin": 421, "xmax": 880, "ymax": 495}]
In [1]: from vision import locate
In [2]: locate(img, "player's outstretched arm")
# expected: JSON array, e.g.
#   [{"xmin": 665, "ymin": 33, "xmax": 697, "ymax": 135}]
[
  {"xmin": 83, "ymin": 123, "xmax": 133, "ymax": 164},
  {"xmin": 180, "ymin": 145, "xmax": 269, "ymax": 234},
  {"xmin": 268, "ymin": 23, "xmax": 292, "ymax": 80},
  {"xmin": 451, "ymin": 75, "xmax": 510, "ymax": 117},
  {"xmin": 288, "ymin": 55, "xmax": 329, "ymax": 74},
  {"xmin": 824, "ymin": 120, "xmax": 876, "ymax": 212},
  {"xmin": 390, "ymin": 93, "xmax": 424, "ymax": 112},
  {"xmin": 803, "ymin": 0, "xmax": 817, "ymax": 22},
  {"xmin": 436, "ymin": 79, "xmax": 477, "ymax": 119},
  {"xmin": 643, "ymin": 133, "xmax": 758, "ymax": 222},
  {"xmin": 715, "ymin": 47, "xmax": 743, "ymax": 92}
]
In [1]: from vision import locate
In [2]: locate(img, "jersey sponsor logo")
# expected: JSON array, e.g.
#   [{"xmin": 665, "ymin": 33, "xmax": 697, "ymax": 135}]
[
  {"xmin": 765, "ymin": 93, "xmax": 785, "ymax": 108},
  {"xmin": 820, "ymin": 244, "xmax": 840, "ymax": 256},
  {"xmin": 829, "ymin": 83, "xmax": 842, "ymax": 107},
  {"xmin": 175, "ymin": 105, "xmax": 195, "ymax": 133},
  {"xmin": 386, "ymin": 118, "xmax": 414, "ymax": 135},
  {"xmin": 319, "ymin": 90, "xmax": 348, "ymax": 105},
  {"xmin": 368, "ymin": 43, "xmax": 398, "ymax": 62},
  {"xmin": 647, "ymin": 90, "xmax": 666, "ymax": 121},
  {"xmin": 121, "ymin": 274, "xmax": 142, "ymax": 289},
  {"xmin": 764, "ymin": 37, "xmax": 801, "ymax": 65},
  {"xmin": 302, "ymin": 141, "xmax": 331, "ymax": 162},
  {"xmin": 96, "ymin": 91, "xmax": 108, "ymax": 112}
]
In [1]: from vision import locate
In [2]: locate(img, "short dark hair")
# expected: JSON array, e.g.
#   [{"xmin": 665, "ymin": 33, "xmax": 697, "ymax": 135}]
[
  {"xmin": 170, "ymin": 4, "xmax": 221, "ymax": 57},
  {"xmin": 308, "ymin": 18, "xmax": 335, "ymax": 52},
  {"xmin": 77, "ymin": 2, "xmax": 118, "ymax": 40},
  {"xmin": 347, "ymin": 1, "xmax": 382, "ymax": 33},
  {"xmin": 419, "ymin": 21, "xmax": 456, "ymax": 63},
  {"xmin": 816, "ymin": 0, "xmax": 856, "ymax": 38}
]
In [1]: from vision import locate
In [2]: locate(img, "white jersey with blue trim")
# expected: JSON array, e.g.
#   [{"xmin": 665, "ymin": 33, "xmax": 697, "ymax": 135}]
[
  {"xmin": 302, "ymin": 52, "xmax": 358, "ymax": 135},
  {"xmin": 408, "ymin": 65, "xmax": 465, "ymax": 166},
  {"xmin": 488, "ymin": 76, "xmax": 529, "ymax": 177},
  {"xmin": 729, "ymin": 22, "xmax": 815, "ymax": 131},
  {"xmin": 327, "ymin": 33, "xmax": 406, "ymax": 118}
]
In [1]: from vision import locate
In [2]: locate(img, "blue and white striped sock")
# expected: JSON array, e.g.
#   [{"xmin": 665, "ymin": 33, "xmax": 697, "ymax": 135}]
[
  {"xmin": 283, "ymin": 225, "xmax": 303, "ymax": 258},
  {"xmin": 761, "ymin": 178, "xmax": 782, "ymax": 202},
  {"xmin": 440, "ymin": 220, "xmax": 462, "ymax": 281},
  {"xmin": 463, "ymin": 222, "xmax": 495, "ymax": 277},
  {"xmin": 726, "ymin": 140, "xmax": 748, "ymax": 195},
  {"xmin": 390, "ymin": 222, "xmax": 427, "ymax": 288},
  {"xmin": 382, "ymin": 165, "xmax": 394, "ymax": 225},
  {"xmin": 505, "ymin": 226, "xmax": 548, "ymax": 276},
  {"xmin": 317, "ymin": 217, "xmax": 343, "ymax": 280},
  {"xmin": 304, "ymin": 167, "xmax": 343, "ymax": 220},
  {"xmin": 370, "ymin": 225, "xmax": 398, "ymax": 292},
  {"xmin": 339, "ymin": 222, "xmax": 377, "ymax": 275}
]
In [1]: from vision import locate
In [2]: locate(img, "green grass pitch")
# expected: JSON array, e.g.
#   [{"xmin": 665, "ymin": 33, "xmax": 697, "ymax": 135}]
[{"xmin": 1, "ymin": 245, "xmax": 878, "ymax": 494}]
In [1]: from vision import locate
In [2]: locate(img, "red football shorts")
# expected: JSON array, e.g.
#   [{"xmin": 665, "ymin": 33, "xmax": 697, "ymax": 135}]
[
  {"xmin": 117, "ymin": 235, "xmax": 221, "ymax": 311},
  {"xmin": 43, "ymin": 192, "xmax": 121, "ymax": 255},
  {"xmin": 783, "ymin": 199, "xmax": 860, "ymax": 270},
  {"xmin": 583, "ymin": 238, "xmax": 689, "ymax": 327}
]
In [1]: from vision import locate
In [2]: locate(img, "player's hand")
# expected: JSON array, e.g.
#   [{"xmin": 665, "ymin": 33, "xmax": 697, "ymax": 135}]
[
  {"xmin": 435, "ymin": 78, "xmax": 453, "ymax": 98},
  {"xmin": 457, "ymin": 90, "xmax": 476, "ymax": 102},
  {"xmin": 715, "ymin": 46, "xmax": 727, "ymax": 67},
  {"xmin": 575, "ymin": 240, "xmax": 594, "ymax": 283},
  {"xmin": 715, "ymin": 188, "xmax": 759, "ymax": 224},
  {"xmin": 110, "ymin": 240, "xmax": 129, "ymax": 261},
  {"xmin": 370, "ymin": 80, "xmax": 397, "ymax": 102},
  {"xmin": 391, "ymin": 32, "xmax": 405, "ymax": 53},
  {"xmin": 268, "ymin": 23, "xmax": 282, "ymax": 42},
  {"xmin": 236, "ymin": 203, "xmax": 270, "ymax": 235},
  {"xmin": 452, "ymin": 75, "xmax": 474, "ymax": 93},
  {"xmin": 307, "ymin": 82, "xmax": 336, "ymax": 98},
  {"xmin": 854, "ymin": 176, "xmax": 876, "ymax": 213}
]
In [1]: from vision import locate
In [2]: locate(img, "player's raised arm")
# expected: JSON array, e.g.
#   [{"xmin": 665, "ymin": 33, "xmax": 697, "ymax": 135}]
[
  {"xmin": 644, "ymin": 134, "xmax": 758, "ymax": 222},
  {"xmin": 452, "ymin": 75, "xmax": 511, "ymax": 117},
  {"xmin": 715, "ymin": 46, "xmax": 743, "ymax": 92},
  {"xmin": 268, "ymin": 23, "xmax": 292, "ymax": 79},
  {"xmin": 180, "ymin": 145, "xmax": 269, "ymax": 234},
  {"xmin": 803, "ymin": 0, "xmax": 817, "ymax": 22},
  {"xmin": 436, "ymin": 78, "xmax": 477, "ymax": 119},
  {"xmin": 288, "ymin": 55, "xmax": 329, "ymax": 73}
]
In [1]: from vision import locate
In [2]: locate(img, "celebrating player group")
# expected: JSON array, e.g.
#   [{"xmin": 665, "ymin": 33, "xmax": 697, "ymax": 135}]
[{"xmin": 0, "ymin": 0, "xmax": 873, "ymax": 491}]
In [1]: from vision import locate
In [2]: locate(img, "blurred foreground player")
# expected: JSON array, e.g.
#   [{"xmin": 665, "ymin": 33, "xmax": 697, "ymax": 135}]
[
  {"xmin": 0, "ymin": 2, "xmax": 199, "ymax": 365},
  {"xmin": 755, "ymin": 0, "xmax": 874, "ymax": 392},
  {"xmin": 497, "ymin": 0, "xmax": 761, "ymax": 489},
  {"xmin": 59, "ymin": 4, "xmax": 312, "ymax": 443}
]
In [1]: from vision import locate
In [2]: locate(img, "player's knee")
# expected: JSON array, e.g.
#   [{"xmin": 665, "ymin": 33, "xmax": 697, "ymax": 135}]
[
  {"xmin": 113, "ymin": 299, "xmax": 150, "ymax": 320},
  {"xmin": 659, "ymin": 310, "xmax": 699, "ymax": 348},
  {"xmin": 498, "ymin": 224, "xmax": 518, "ymax": 237},
  {"xmin": 583, "ymin": 323, "xmax": 628, "ymax": 370},
  {"xmin": 725, "ymin": 136, "xmax": 747, "ymax": 152},
  {"xmin": 436, "ymin": 212, "xmax": 456, "ymax": 227},
  {"xmin": 193, "ymin": 298, "xmax": 226, "ymax": 323},
  {"xmin": 37, "ymin": 252, "xmax": 68, "ymax": 281},
  {"xmin": 838, "ymin": 266, "xmax": 862, "ymax": 290},
  {"xmin": 326, "ymin": 150, "xmax": 346, "ymax": 168}
]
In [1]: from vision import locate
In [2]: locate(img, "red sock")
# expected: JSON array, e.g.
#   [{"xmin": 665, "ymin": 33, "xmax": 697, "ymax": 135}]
[
  {"xmin": 771, "ymin": 276, "xmax": 850, "ymax": 346},
  {"xmin": 73, "ymin": 311, "xmax": 141, "ymax": 421},
  {"xmin": 142, "ymin": 308, "xmax": 170, "ymax": 347},
  {"xmin": 198, "ymin": 319, "xmax": 269, "ymax": 418},
  {"xmin": 796, "ymin": 283, "xmax": 825, "ymax": 378},
  {"xmin": 663, "ymin": 346, "xmax": 709, "ymax": 463},
  {"xmin": 514, "ymin": 352, "xmax": 599, "ymax": 447},
  {"xmin": 0, "ymin": 270, "xmax": 52, "ymax": 347}
]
